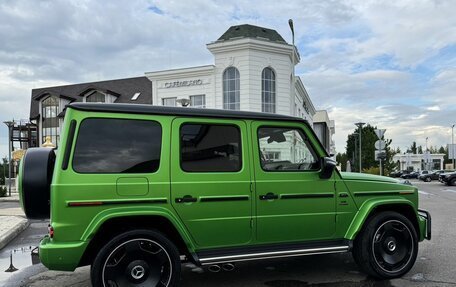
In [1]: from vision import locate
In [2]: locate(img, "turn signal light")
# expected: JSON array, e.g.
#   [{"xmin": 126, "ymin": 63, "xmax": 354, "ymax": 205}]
[{"xmin": 48, "ymin": 225, "xmax": 54, "ymax": 238}]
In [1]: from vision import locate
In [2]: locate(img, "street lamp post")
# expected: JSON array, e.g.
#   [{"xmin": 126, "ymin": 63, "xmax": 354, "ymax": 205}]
[
  {"xmin": 425, "ymin": 136, "xmax": 429, "ymax": 171},
  {"xmin": 3, "ymin": 120, "xmax": 14, "ymax": 197},
  {"xmin": 355, "ymin": 122, "xmax": 365, "ymax": 173},
  {"xmin": 452, "ymin": 124, "xmax": 455, "ymax": 168},
  {"xmin": 288, "ymin": 19, "xmax": 295, "ymax": 116}
]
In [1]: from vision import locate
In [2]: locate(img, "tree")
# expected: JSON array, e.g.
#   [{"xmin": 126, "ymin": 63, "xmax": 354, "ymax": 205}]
[
  {"xmin": 336, "ymin": 152, "xmax": 348, "ymax": 171},
  {"xmin": 0, "ymin": 157, "xmax": 8, "ymax": 186},
  {"xmin": 383, "ymin": 139, "xmax": 399, "ymax": 175},
  {"xmin": 409, "ymin": 142, "xmax": 417, "ymax": 154},
  {"xmin": 346, "ymin": 125, "xmax": 380, "ymax": 172},
  {"xmin": 345, "ymin": 125, "xmax": 397, "ymax": 174},
  {"xmin": 417, "ymin": 146, "xmax": 423, "ymax": 154}
]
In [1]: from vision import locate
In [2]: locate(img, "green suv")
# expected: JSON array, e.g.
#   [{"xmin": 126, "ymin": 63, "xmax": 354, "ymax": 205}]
[{"xmin": 19, "ymin": 103, "xmax": 431, "ymax": 286}]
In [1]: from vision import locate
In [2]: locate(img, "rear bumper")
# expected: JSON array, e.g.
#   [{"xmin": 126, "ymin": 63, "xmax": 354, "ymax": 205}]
[
  {"xmin": 418, "ymin": 209, "xmax": 431, "ymax": 240},
  {"xmin": 39, "ymin": 236, "xmax": 87, "ymax": 271}
]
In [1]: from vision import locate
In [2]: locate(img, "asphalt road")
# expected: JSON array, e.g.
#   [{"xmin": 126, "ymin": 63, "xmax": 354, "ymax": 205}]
[{"xmin": 1, "ymin": 179, "xmax": 455, "ymax": 287}]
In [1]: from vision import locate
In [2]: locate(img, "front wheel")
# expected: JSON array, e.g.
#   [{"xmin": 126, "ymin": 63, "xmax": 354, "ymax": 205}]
[
  {"xmin": 425, "ymin": 177, "xmax": 431, "ymax": 182},
  {"xmin": 91, "ymin": 230, "xmax": 181, "ymax": 287},
  {"xmin": 352, "ymin": 211, "xmax": 418, "ymax": 279},
  {"xmin": 450, "ymin": 178, "xmax": 456, "ymax": 186}
]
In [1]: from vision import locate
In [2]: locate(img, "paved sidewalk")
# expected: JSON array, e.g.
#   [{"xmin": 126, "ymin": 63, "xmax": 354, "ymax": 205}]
[{"xmin": 0, "ymin": 199, "xmax": 28, "ymax": 250}]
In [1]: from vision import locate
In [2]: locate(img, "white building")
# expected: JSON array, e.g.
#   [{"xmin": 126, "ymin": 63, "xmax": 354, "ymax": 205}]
[
  {"xmin": 313, "ymin": 110, "xmax": 336, "ymax": 155},
  {"xmin": 146, "ymin": 24, "xmax": 316, "ymax": 126},
  {"xmin": 393, "ymin": 153, "xmax": 445, "ymax": 171},
  {"xmin": 30, "ymin": 24, "xmax": 335, "ymax": 152}
]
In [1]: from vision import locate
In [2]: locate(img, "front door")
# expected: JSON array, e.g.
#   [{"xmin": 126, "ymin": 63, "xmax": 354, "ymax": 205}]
[
  {"xmin": 252, "ymin": 121, "xmax": 336, "ymax": 244},
  {"xmin": 170, "ymin": 118, "xmax": 253, "ymax": 249}
]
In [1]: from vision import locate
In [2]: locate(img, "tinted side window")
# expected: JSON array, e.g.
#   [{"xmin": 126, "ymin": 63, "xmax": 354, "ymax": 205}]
[
  {"xmin": 180, "ymin": 124, "xmax": 241, "ymax": 172},
  {"xmin": 73, "ymin": 118, "xmax": 162, "ymax": 173}
]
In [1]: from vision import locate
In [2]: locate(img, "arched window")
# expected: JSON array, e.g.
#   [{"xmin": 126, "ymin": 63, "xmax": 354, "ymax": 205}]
[
  {"xmin": 86, "ymin": 91, "xmax": 106, "ymax": 103},
  {"xmin": 262, "ymin": 67, "xmax": 276, "ymax": 113},
  {"xmin": 41, "ymin": 96, "xmax": 60, "ymax": 145},
  {"xmin": 223, "ymin": 67, "xmax": 240, "ymax": 110}
]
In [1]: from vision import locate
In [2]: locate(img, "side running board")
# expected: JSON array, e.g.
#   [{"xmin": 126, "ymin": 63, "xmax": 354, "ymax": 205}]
[{"xmin": 197, "ymin": 243, "xmax": 350, "ymax": 265}]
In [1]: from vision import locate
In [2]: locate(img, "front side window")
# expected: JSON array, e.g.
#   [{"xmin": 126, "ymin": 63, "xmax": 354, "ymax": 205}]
[
  {"xmin": 190, "ymin": 95, "xmax": 206, "ymax": 108},
  {"xmin": 73, "ymin": 119, "xmax": 162, "ymax": 173},
  {"xmin": 262, "ymin": 67, "xmax": 276, "ymax": 113},
  {"xmin": 162, "ymin": 97, "xmax": 177, "ymax": 107},
  {"xmin": 180, "ymin": 124, "xmax": 241, "ymax": 172},
  {"xmin": 86, "ymin": 91, "xmax": 106, "ymax": 103},
  {"xmin": 258, "ymin": 127, "xmax": 319, "ymax": 171},
  {"xmin": 223, "ymin": 67, "xmax": 240, "ymax": 110},
  {"xmin": 41, "ymin": 96, "xmax": 60, "ymax": 145}
]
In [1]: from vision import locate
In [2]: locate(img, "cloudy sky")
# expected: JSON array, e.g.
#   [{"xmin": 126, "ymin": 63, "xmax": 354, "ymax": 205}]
[{"xmin": 0, "ymin": 0, "xmax": 455, "ymax": 158}]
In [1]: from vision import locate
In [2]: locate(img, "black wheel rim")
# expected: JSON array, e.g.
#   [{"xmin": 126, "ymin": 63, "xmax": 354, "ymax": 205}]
[
  {"xmin": 102, "ymin": 238, "xmax": 172, "ymax": 287},
  {"xmin": 372, "ymin": 220, "xmax": 414, "ymax": 273}
]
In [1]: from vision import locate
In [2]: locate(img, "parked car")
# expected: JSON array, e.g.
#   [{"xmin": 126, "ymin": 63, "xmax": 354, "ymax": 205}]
[
  {"xmin": 401, "ymin": 171, "xmax": 420, "ymax": 179},
  {"xmin": 390, "ymin": 170, "xmax": 404, "ymax": 178},
  {"xmin": 440, "ymin": 171, "xmax": 456, "ymax": 186},
  {"xmin": 18, "ymin": 103, "xmax": 431, "ymax": 285},
  {"xmin": 419, "ymin": 170, "xmax": 445, "ymax": 182}
]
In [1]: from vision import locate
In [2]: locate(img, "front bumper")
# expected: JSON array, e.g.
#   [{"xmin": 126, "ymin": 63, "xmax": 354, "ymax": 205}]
[
  {"xmin": 418, "ymin": 209, "xmax": 431, "ymax": 240},
  {"xmin": 39, "ymin": 236, "xmax": 88, "ymax": 271}
]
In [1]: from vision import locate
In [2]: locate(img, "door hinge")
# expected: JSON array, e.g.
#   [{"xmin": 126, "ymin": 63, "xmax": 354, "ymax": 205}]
[
  {"xmin": 250, "ymin": 218, "xmax": 254, "ymax": 228},
  {"xmin": 250, "ymin": 182, "xmax": 254, "ymax": 193}
]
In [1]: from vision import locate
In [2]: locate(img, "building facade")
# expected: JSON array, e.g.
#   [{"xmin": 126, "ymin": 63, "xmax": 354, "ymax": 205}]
[
  {"xmin": 29, "ymin": 24, "xmax": 334, "ymax": 153},
  {"xmin": 313, "ymin": 110, "xmax": 336, "ymax": 155},
  {"xmin": 146, "ymin": 24, "xmax": 316, "ymax": 126},
  {"xmin": 30, "ymin": 77, "xmax": 152, "ymax": 145}
]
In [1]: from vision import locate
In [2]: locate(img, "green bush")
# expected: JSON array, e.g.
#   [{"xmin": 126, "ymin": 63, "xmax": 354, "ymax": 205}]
[
  {"xmin": 0, "ymin": 186, "xmax": 6, "ymax": 197},
  {"xmin": 363, "ymin": 166, "xmax": 380, "ymax": 175}
]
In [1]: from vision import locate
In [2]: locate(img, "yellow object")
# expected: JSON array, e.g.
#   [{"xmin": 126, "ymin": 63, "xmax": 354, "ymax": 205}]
[
  {"xmin": 42, "ymin": 136, "xmax": 56, "ymax": 148},
  {"xmin": 12, "ymin": 149, "xmax": 26, "ymax": 161}
]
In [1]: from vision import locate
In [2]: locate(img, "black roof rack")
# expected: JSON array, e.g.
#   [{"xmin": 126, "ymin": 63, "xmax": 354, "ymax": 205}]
[{"xmin": 67, "ymin": 103, "xmax": 308, "ymax": 124}]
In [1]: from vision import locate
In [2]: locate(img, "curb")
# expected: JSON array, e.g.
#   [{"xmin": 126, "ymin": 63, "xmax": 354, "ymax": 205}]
[
  {"xmin": 0, "ymin": 217, "xmax": 29, "ymax": 250},
  {"xmin": 0, "ymin": 196, "xmax": 20, "ymax": 203}
]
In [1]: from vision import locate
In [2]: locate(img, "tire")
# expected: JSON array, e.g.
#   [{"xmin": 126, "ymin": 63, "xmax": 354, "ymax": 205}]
[
  {"xmin": 352, "ymin": 211, "xmax": 418, "ymax": 279},
  {"xmin": 91, "ymin": 229, "xmax": 181, "ymax": 287},
  {"xmin": 20, "ymin": 147, "xmax": 56, "ymax": 219},
  {"xmin": 450, "ymin": 178, "xmax": 456, "ymax": 186},
  {"xmin": 425, "ymin": 177, "xmax": 431, "ymax": 182}
]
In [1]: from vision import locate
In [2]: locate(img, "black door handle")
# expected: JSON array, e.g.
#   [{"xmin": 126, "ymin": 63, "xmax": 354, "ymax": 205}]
[
  {"xmin": 259, "ymin": 193, "xmax": 279, "ymax": 200},
  {"xmin": 175, "ymin": 195, "xmax": 197, "ymax": 203}
]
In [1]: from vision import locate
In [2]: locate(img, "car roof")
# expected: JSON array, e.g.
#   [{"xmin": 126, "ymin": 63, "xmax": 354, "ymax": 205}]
[{"xmin": 68, "ymin": 103, "xmax": 309, "ymax": 124}]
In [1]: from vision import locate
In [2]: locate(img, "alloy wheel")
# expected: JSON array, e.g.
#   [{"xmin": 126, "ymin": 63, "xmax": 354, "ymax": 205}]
[
  {"xmin": 372, "ymin": 220, "xmax": 414, "ymax": 274},
  {"xmin": 102, "ymin": 238, "xmax": 172, "ymax": 287}
]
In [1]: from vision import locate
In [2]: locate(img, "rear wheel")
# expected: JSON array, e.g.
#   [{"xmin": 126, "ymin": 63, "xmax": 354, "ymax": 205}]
[
  {"xmin": 91, "ymin": 230, "xmax": 181, "ymax": 287},
  {"xmin": 425, "ymin": 177, "xmax": 431, "ymax": 182},
  {"xmin": 353, "ymin": 211, "xmax": 418, "ymax": 279}
]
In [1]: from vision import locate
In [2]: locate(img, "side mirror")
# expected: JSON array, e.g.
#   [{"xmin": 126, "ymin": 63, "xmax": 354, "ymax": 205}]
[{"xmin": 319, "ymin": 157, "xmax": 336, "ymax": 179}]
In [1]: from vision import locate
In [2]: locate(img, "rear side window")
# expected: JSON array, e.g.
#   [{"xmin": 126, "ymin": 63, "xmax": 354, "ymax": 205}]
[
  {"xmin": 73, "ymin": 118, "xmax": 162, "ymax": 173},
  {"xmin": 180, "ymin": 124, "xmax": 241, "ymax": 172}
]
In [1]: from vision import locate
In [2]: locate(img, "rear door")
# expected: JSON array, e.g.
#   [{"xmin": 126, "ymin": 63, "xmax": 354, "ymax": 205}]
[{"xmin": 170, "ymin": 118, "xmax": 253, "ymax": 249}]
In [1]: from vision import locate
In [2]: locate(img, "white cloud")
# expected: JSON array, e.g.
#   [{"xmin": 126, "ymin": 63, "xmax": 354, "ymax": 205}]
[
  {"xmin": 427, "ymin": 106, "xmax": 440, "ymax": 111},
  {"xmin": 0, "ymin": 0, "xmax": 454, "ymax": 158}
]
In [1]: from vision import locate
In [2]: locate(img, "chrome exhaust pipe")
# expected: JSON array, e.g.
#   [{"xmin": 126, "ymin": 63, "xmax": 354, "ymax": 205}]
[
  {"xmin": 222, "ymin": 263, "xmax": 235, "ymax": 272},
  {"xmin": 208, "ymin": 265, "xmax": 221, "ymax": 273}
]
